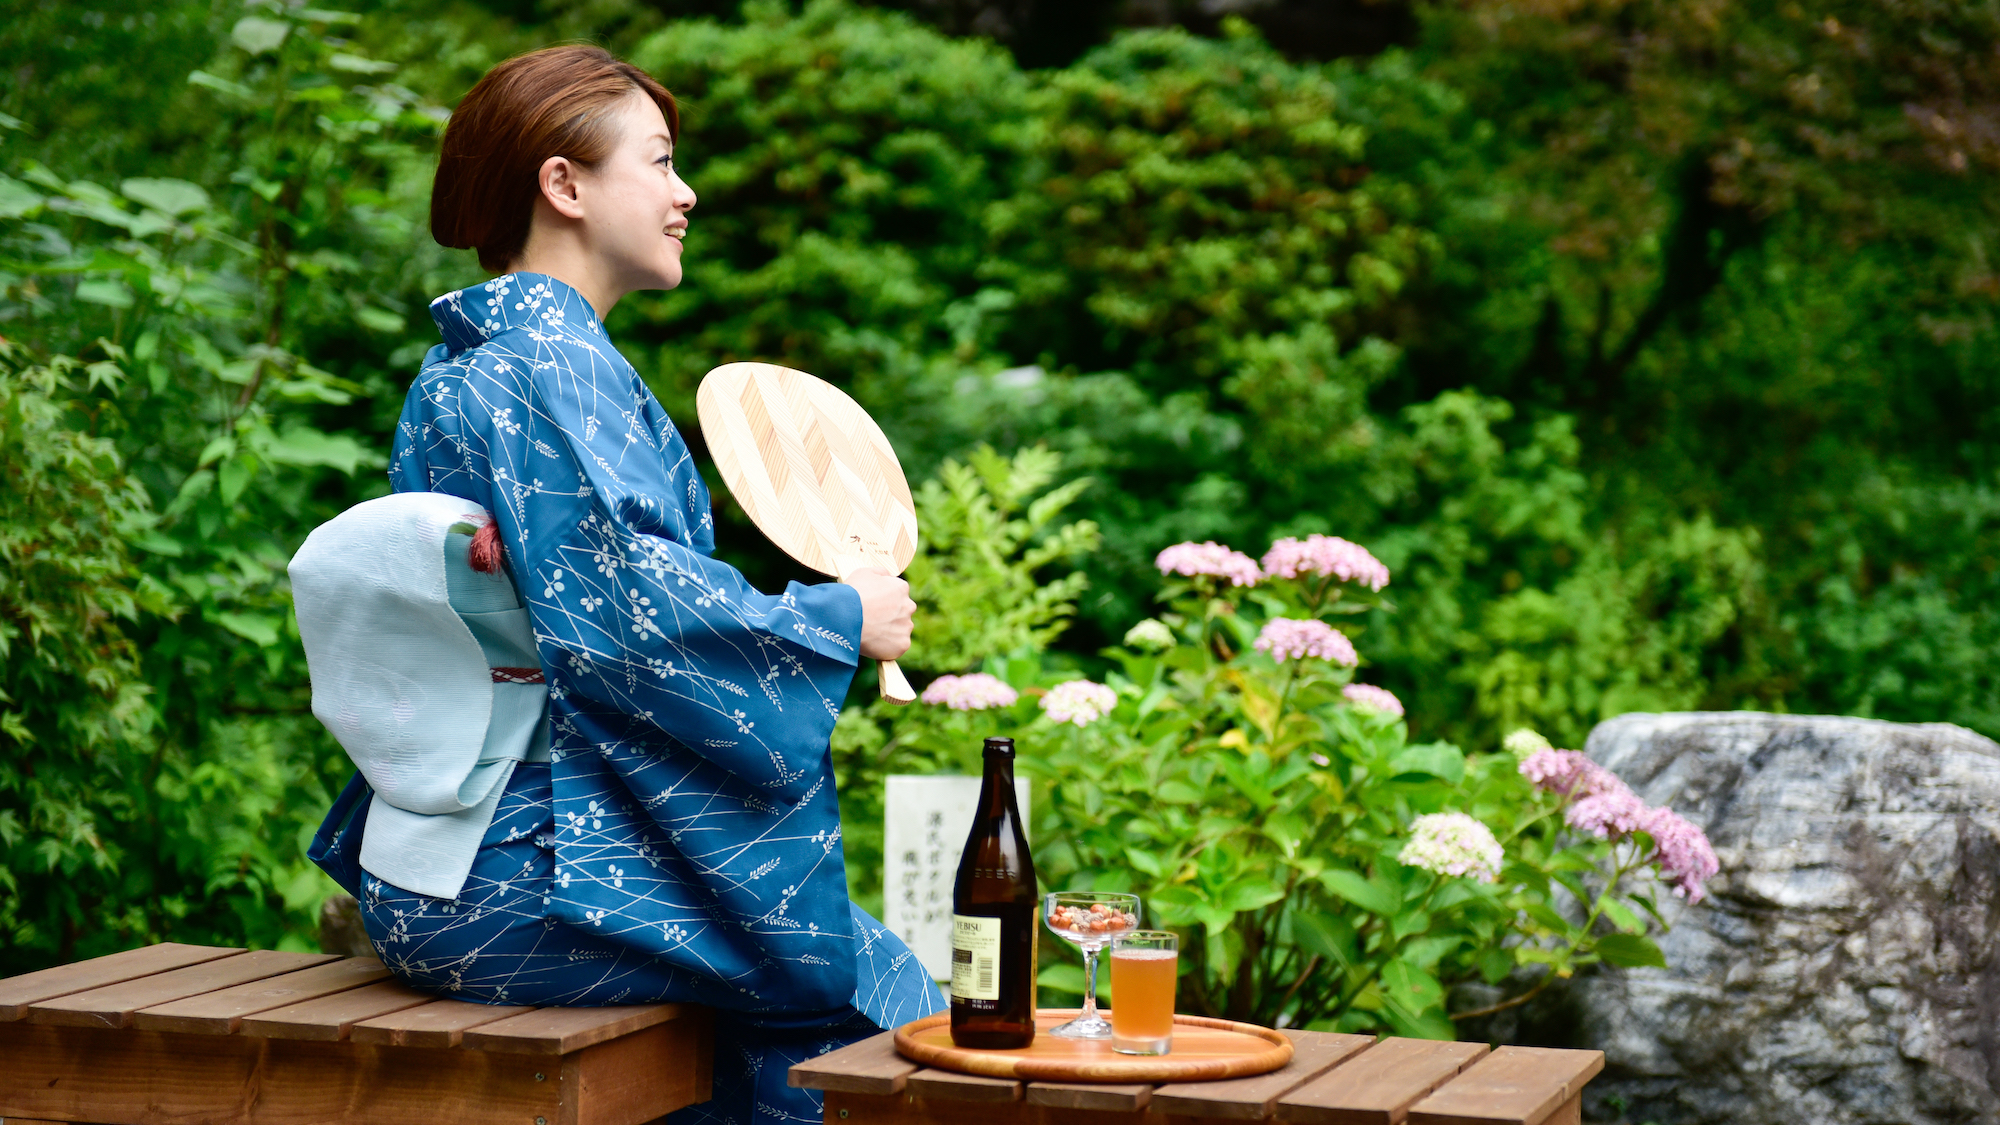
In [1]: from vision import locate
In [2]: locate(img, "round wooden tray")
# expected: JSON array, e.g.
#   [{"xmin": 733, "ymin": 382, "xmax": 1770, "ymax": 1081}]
[{"xmin": 894, "ymin": 1009, "xmax": 1293, "ymax": 1083}]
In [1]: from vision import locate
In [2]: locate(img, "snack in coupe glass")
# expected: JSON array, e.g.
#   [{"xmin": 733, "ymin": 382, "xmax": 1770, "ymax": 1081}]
[
  {"xmin": 1042, "ymin": 891, "xmax": 1140, "ymax": 1040},
  {"xmin": 1109, "ymin": 930, "xmax": 1178, "ymax": 1055}
]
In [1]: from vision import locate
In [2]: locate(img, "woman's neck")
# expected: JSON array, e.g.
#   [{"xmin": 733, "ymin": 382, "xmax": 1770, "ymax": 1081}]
[{"xmin": 508, "ymin": 243, "xmax": 619, "ymax": 320}]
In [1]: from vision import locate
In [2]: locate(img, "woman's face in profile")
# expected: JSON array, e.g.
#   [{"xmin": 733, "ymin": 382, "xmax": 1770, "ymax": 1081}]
[{"xmin": 580, "ymin": 90, "xmax": 697, "ymax": 293}]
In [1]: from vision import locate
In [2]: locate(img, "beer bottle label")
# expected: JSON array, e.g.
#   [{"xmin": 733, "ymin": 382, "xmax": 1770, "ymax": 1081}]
[{"xmin": 950, "ymin": 914, "xmax": 1002, "ymax": 1002}]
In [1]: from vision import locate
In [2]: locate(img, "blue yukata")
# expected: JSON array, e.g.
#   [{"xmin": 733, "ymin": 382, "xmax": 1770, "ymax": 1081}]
[{"xmin": 335, "ymin": 272, "xmax": 941, "ymax": 1125}]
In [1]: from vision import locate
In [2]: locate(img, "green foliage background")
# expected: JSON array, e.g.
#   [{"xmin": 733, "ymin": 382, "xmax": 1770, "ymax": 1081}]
[{"xmin": 1, "ymin": 0, "xmax": 1993, "ymax": 969}]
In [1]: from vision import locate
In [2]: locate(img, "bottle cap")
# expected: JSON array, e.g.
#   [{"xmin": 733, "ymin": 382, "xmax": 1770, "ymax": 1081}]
[{"xmin": 983, "ymin": 737, "xmax": 1016, "ymax": 759}]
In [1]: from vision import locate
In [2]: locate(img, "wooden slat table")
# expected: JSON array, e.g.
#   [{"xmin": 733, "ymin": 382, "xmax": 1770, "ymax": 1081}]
[
  {"xmin": 790, "ymin": 1019, "xmax": 1601, "ymax": 1125},
  {"xmin": 0, "ymin": 942, "xmax": 713, "ymax": 1125}
]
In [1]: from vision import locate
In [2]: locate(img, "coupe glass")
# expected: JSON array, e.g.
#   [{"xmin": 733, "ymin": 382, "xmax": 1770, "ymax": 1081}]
[{"xmin": 1042, "ymin": 891, "xmax": 1141, "ymax": 1040}]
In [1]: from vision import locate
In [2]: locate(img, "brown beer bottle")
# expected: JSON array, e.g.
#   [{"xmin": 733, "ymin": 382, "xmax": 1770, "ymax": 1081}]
[{"xmin": 949, "ymin": 737, "xmax": 1038, "ymax": 1048}]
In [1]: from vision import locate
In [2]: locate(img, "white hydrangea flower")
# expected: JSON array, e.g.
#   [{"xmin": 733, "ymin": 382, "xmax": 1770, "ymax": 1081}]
[
  {"xmin": 1503, "ymin": 728, "xmax": 1555, "ymax": 760},
  {"xmin": 1124, "ymin": 619, "xmax": 1175, "ymax": 652},
  {"xmin": 1399, "ymin": 812, "xmax": 1503, "ymax": 883},
  {"xmin": 1040, "ymin": 679, "xmax": 1118, "ymax": 727}
]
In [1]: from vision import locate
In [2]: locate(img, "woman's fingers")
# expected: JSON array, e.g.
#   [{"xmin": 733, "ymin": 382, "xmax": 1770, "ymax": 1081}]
[{"xmin": 845, "ymin": 568, "xmax": 915, "ymax": 660}]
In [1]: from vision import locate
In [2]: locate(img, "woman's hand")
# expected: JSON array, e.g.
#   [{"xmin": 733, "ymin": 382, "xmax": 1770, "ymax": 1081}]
[{"xmin": 844, "ymin": 568, "xmax": 915, "ymax": 661}]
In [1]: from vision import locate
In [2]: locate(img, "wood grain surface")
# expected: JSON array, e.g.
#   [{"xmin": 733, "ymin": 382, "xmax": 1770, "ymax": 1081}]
[
  {"xmin": 1151, "ymin": 1030, "xmax": 1376, "ymax": 1119},
  {"xmin": 132, "ymin": 955, "xmax": 389, "ymax": 1035},
  {"xmin": 1275, "ymin": 1038, "xmax": 1488, "ymax": 1125},
  {"xmin": 27, "ymin": 950, "xmax": 335, "ymax": 1030},
  {"xmin": 1025, "ymin": 1081, "xmax": 1153, "ymax": 1111},
  {"xmin": 904, "ymin": 1068, "xmax": 1025, "ymax": 1102},
  {"xmin": 351, "ymin": 998, "xmax": 535, "ymax": 1049},
  {"xmin": 1404, "ymin": 1046, "xmax": 1603, "ymax": 1125},
  {"xmin": 0, "ymin": 1020, "xmax": 561, "ymax": 1125},
  {"xmin": 459, "ymin": 1001, "xmax": 695, "ymax": 1055},
  {"xmin": 696, "ymin": 361, "xmax": 921, "ymax": 700},
  {"xmin": 0, "ymin": 943, "xmax": 245, "ymax": 1021},
  {"xmin": 788, "ymin": 1029, "xmax": 921, "ymax": 1095},
  {"xmin": 697, "ymin": 362, "xmax": 917, "ymax": 578},
  {"xmin": 237, "ymin": 979, "xmax": 434, "ymax": 1040},
  {"xmin": 557, "ymin": 1015, "xmax": 716, "ymax": 1125},
  {"xmin": 894, "ymin": 1011, "xmax": 1292, "ymax": 1084}
]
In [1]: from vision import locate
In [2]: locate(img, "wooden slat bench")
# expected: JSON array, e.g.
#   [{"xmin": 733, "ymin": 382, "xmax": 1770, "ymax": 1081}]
[
  {"xmin": 0, "ymin": 942, "xmax": 712, "ymax": 1125},
  {"xmin": 789, "ymin": 1024, "xmax": 1602, "ymax": 1125}
]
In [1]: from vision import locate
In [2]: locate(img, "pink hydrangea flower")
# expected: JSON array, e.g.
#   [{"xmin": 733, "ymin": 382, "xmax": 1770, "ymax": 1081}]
[
  {"xmin": 1261, "ymin": 534, "xmax": 1391, "ymax": 591},
  {"xmin": 1400, "ymin": 812, "xmax": 1504, "ymax": 883},
  {"xmin": 1155, "ymin": 541, "xmax": 1261, "ymax": 587},
  {"xmin": 1342, "ymin": 683, "xmax": 1404, "ymax": 717},
  {"xmin": 1643, "ymin": 807, "xmax": 1719, "ymax": 903},
  {"xmin": 1520, "ymin": 744, "xmax": 1720, "ymax": 904},
  {"xmin": 1040, "ymin": 679, "xmax": 1118, "ymax": 727},
  {"xmin": 1566, "ymin": 782, "xmax": 1651, "ymax": 839},
  {"xmin": 919, "ymin": 673, "xmax": 1020, "ymax": 711},
  {"xmin": 1253, "ymin": 618, "xmax": 1359, "ymax": 665},
  {"xmin": 1519, "ymin": 748, "xmax": 1612, "ymax": 797}
]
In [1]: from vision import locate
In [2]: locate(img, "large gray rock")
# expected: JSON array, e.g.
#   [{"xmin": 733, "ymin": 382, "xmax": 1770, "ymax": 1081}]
[{"xmin": 1570, "ymin": 712, "xmax": 2000, "ymax": 1125}]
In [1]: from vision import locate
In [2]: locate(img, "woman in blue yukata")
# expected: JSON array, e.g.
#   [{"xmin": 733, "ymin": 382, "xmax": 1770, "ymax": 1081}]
[{"xmin": 294, "ymin": 44, "xmax": 944, "ymax": 1125}]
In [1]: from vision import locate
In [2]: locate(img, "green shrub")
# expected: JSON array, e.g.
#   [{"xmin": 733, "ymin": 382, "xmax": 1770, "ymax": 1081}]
[{"xmin": 889, "ymin": 532, "xmax": 1712, "ymax": 1037}]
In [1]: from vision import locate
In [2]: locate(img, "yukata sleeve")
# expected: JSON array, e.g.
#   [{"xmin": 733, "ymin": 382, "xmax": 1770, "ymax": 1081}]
[{"xmin": 444, "ymin": 347, "xmax": 865, "ymax": 800}]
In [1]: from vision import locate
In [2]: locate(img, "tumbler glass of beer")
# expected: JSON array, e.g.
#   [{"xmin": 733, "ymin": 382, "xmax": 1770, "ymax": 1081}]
[{"xmin": 1108, "ymin": 930, "xmax": 1178, "ymax": 1055}]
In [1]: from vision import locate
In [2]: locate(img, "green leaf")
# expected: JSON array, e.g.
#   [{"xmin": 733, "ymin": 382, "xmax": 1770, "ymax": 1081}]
[
  {"xmin": 1380, "ymin": 1002, "xmax": 1458, "ymax": 1041},
  {"xmin": 260, "ymin": 428, "xmax": 382, "ymax": 475},
  {"xmin": 1385, "ymin": 741, "xmax": 1465, "ymax": 783},
  {"xmin": 1599, "ymin": 897, "xmax": 1647, "ymax": 935},
  {"xmin": 328, "ymin": 53, "xmax": 398, "ymax": 74},
  {"xmin": 218, "ymin": 457, "xmax": 254, "ymax": 505},
  {"xmin": 1155, "ymin": 779, "xmax": 1201, "ymax": 803},
  {"xmin": 75, "ymin": 279, "xmax": 134, "ymax": 309},
  {"xmin": 1378, "ymin": 958, "xmax": 1444, "ymax": 1018},
  {"xmin": 216, "ymin": 612, "xmax": 280, "ymax": 647},
  {"xmin": 1321, "ymin": 868, "xmax": 1399, "ymax": 917},
  {"xmin": 1594, "ymin": 933, "xmax": 1668, "ymax": 969},
  {"xmin": 1126, "ymin": 847, "xmax": 1164, "ymax": 878},
  {"xmin": 1429, "ymin": 880, "xmax": 1490, "ymax": 912},
  {"xmin": 1399, "ymin": 934, "xmax": 1462, "ymax": 970},
  {"xmin": 1523, "ymin": 901, "xmax": 1575, "ymax": 937},
  {"xmin": 188, "ymin": 71, "xmax": 255, "ymax": 99},
  {"xmin": 197, "ymin": 435, "xmax": 237, "ymax": 469},
  {"xmin": 120, "ymin": 178, "xmax": 209, "ymax": 217},
  {"xmin": 231, "ymin": 16, "xmax": 291, "ymax": 54},
  {"xmin": 1218, "ymin": 878, "xmax": 1286, "ymax": 913},
  {"xmin": 1037, "ymin": 962, "xmax": 1087, "ymax": 997},
  {"xmin": 0, "ymin": 175, "xmax": 44, "ymax": 219},
  {"xmin": 1289, "ymin": 910, "xmax": 1356, "ymax": 969},
  {"xmin": 354, "ymin": 306, "xmax": 404, "ymax": 333}
]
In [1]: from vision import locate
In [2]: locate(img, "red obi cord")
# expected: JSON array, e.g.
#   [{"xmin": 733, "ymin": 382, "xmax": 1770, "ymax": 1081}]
[{"xmin": 491, "ymin": 667, "xmax": 545, "ymax": 684}]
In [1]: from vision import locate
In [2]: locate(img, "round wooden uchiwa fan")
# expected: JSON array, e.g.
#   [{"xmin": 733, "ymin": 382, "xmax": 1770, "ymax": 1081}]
[{"xmin": 696, "ymin": 361, "xmax": 920, "ymax": 703}]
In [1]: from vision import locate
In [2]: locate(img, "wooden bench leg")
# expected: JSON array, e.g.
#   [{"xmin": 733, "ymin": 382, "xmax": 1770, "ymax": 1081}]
[{"xmin": 1542, "ymin": 1092, "xmax": 1582, "ymax": 1125}]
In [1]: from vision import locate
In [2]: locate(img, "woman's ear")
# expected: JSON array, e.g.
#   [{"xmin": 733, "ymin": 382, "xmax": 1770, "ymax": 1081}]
[{"xmin": 538, "ymin": 155, "xmax": 587, "ymax": 220}]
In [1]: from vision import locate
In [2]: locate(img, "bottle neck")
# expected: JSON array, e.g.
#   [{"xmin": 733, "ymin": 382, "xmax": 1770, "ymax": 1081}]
[{"xmin": 979, "ymin": 752, "xmax": 1016, "ymax": 816}]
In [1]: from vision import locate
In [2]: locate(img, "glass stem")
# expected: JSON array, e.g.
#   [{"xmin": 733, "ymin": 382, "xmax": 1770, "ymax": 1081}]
[{"xmin": 1081, "ymin": 946, "xmax": 1101, "ymax": 1021}]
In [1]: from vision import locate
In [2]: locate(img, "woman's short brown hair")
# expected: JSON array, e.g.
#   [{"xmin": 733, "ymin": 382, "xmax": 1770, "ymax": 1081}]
[{"xmin": 431, "ymin": 45, "xmax": 679, "ymax": 273}]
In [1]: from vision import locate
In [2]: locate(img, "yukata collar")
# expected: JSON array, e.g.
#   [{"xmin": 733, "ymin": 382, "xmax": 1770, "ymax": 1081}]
[{"xmin": 427, "ymin": 272, "xmax": 610, "ymax": 357}]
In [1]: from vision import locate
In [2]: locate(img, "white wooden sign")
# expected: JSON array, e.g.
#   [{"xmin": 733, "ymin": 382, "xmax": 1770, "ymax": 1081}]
[{"xmin": 883, "ymin": 774, "xmax": 1031, "ymax": 983}]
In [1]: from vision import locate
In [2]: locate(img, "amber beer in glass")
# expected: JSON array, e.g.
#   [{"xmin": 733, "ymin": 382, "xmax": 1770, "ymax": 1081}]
[
  {"xmin": 1109, "ymin": 931, "xmax": 1178, "ymax": 1055},
  {"xmin": 949, "ymin": 737, "xmax": 1038, "ymax": 1048}
]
